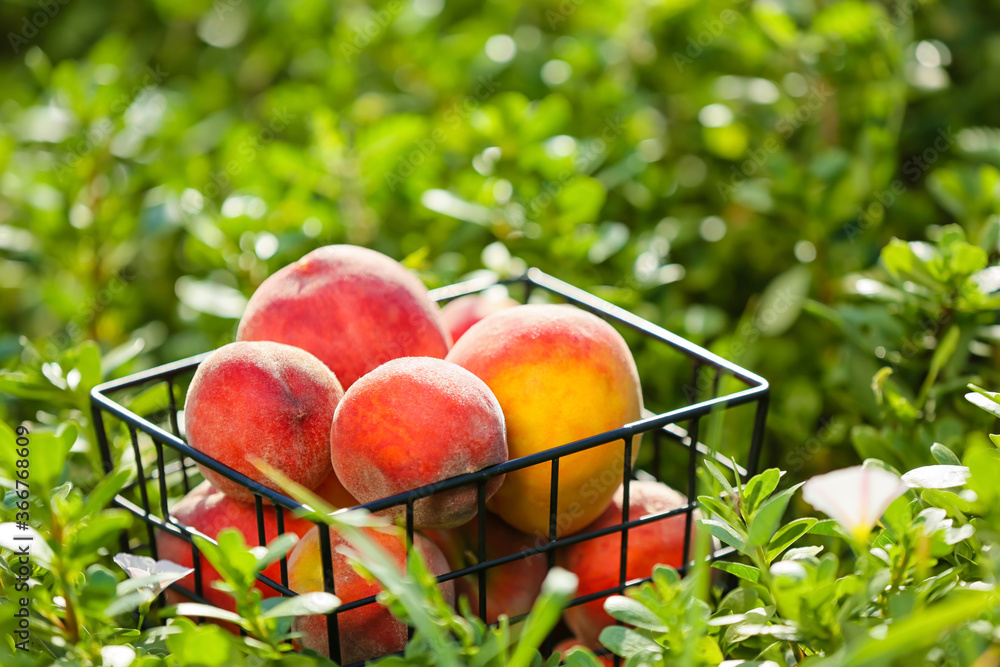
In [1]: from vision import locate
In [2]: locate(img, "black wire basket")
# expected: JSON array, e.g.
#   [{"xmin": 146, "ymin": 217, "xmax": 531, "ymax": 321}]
[{"xmin": 90, "ymin": 268, "xmax": 769, "ymax": 666}]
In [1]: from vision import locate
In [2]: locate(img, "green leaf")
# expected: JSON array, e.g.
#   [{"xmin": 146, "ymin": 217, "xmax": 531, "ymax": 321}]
[
  {"xmin": 168, "ymin": 602, "xmax": 244, "ymax": 624},
  {"xmin": 809, "ymin": 519, "xmax": 851, "ymax": 540},
  {"xmin": 767, "ymin": 518, "xmax": 818, "ymax": 561},
  {"xmin": 741, "ymin": 468, "xmax": 781, "ymax": 517},
  {"xmin": 965, "ymin": 386, "xmax": 1000, "ymax": 418},
  {"xmin": 841, "ymin": 590, "xmax": 998, "ymax": 666},
  {"xmin": 508, "ymin": 568, "xmax": 578, "ymax": 667},
  {"xmin": 260, "ymin": 592, "xmax": 340, "ymax": 618},
  {"xmin": 880, "ymin": 495, "xmax": 912, "ymax": 538},
  {"xmin": 711, "ymin": 561, "xmax": 761, "ymax": 583},
  {"xmin": 71, "ymin": 510, "xmax": 132, "ymax": 556},
  {"xmin": 947, "ymin": 241, "xmax": 987, "ymax": 276},
  {"xmin": 703, "ymin": 460, "xmax": 735, "ymax": 495},
  {"xmin": 603, "ymin": 596, "xmax": 668, "ymax": 632},
  {"xmin": 755, "ymin": 265, "xmax": 810, "ymax": 336},
  {"xmin": 73, "ymin": 340, "xmax": 103, "ymax": 391},
  {"xmin": 29, "ymin": 426, "xmax": 75, "ymax": 492},
  {"xmin": 697, "ymin": 495, "xmax": 738, "ymax": 523},
  {"xmin": 78, "ymin": 468, "xmax": 132, "ymax": 521},
  {"xmin": 165, "ymin": 618, "xmax": 240, "ymax": 666},
  {"xmin": 101, "ymin": 338, "xmax": 146, "ymax": 377},
  {"xmin": 963, "ymin": 447, "xmax": 1000, "ymax": 506},
  {"xmin": 747, "ymin": 483, "xmax": 802, "ymax": 547},
  {"xmin": 699, "ymin": 519, "xmax": 747, "ymax": 553},
  {"xmin": 920, "ymin": 489, "xmax": 971, "ymax": 515},
  {"xmin": 106, "ymin": 589, "xmax": 158, "ymax": 617},
  {"xmin": 917, "ymin": 325, "xmax": 960, "ymax": 405},
  {"xmin": 561, "ymin": 648, "xmax": 605, "ymax": 667},
  {"xmin": 881, "ymin": 239, "xmax": 919, "ymax": 281},
  {"xmin": 651, "ymin": 564, "xmax": 680, "ymax": 593},
  {"xmin": 598, "ymin": 626, "xmax": 663, "ymax": 658},
  {"xmin": 931, "ymin": 443, "xmax": 962, "ymax": 466},
  {"xmin": 254, "ymin": 533, "xmax": 299, "ymax": 571}
]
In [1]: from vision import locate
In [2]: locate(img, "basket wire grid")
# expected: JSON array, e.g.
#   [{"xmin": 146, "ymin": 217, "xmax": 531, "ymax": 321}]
[{"xmin": 90, "ymin": 268, "xmax": 769, "ymax": 666}]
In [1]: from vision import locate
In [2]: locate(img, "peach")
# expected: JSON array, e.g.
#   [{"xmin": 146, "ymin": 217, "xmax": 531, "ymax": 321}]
[
  {"xmin": 426, "ymin": 513, "xmax": 547, "ymax": 623},
  {"xmin": 237, "ymin": 244, "xmax": 450, "ymax": 388},
  {"xmin": 552, "ymin": 638, "xmax": 615, "ymax": 666},
  {"xmin": 440, "ymin": 292, "xmax": 518, "ymax": 343},
  {"xmin": 559, "ymin": 481, "xmax": 695, "ymax": 648},
  {"xmin": 288, "ymin": 525, "xmax": 454, "ymax": 664},
  {"xmin": 183, "ymin": 341, "xmax": 343, "ymax": 502},
  {"xmin": 313, "ymin": 471, "xmax": 359, "ymax": 510},
  {"xmin": 331, "ymin": 357, "xmax": 508, "ymax": 529},
  {"xmin": 446, "ymin": 304, "xmax": 643, "ymax": 538},
  {"xmin": 156, "ymin": 480, "xmax": 315, "ymax": 613}
]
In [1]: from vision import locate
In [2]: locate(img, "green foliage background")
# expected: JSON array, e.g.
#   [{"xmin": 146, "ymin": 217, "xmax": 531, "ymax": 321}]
[
  {"xmin": 3, "ymin": 0, "xmax": 1000, "ymax": 664},
  {"xmin": 4, "ymin": 0, "xmax": 1000, "ymax": 476}
]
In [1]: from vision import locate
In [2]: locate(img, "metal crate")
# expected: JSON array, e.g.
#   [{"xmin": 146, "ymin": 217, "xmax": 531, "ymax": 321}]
[{"xmin": 90, "ymin": 268, "xmax": 769, "ymax": 666}]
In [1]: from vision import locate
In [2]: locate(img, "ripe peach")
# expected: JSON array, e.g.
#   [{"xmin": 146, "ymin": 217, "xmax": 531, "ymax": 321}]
[
  {"xmin": 440, "ymin": 292, "xmax": 518, "ymax": 343},
  {"xmin": 331, "ymin": 357, "xmax": 508, "ymax": 529},
  {"xmin": 183, "ymin": 341, "xmax": 344, "ymax": 503},
  {"xmin": 426, "ymin": 513, "xmax": 547, "ymax": 623},
  {"xmin": 559, "ymin": 481, "xmax": 695, "ymax": 648},
  {"xmin": 552, "ymin": 638, "xmax": 615, "ymax": 666},
  {"xmin": 156, "ymin": 480, "xmax": 315, "ymax": 613},
  {"xmin": 288, "ymin": 525, "xmax": 454, "ymax": 664},
  {"xmin": 237, "ymin": 244, "xmax": 450, "ymax": 388},
  {"xmin": 446, "ymin": 304, "xmax": 642, "ymax": 538},
  {"xmin": 313, "ymin": 471, "xmax": 358, "ymax": 510}
]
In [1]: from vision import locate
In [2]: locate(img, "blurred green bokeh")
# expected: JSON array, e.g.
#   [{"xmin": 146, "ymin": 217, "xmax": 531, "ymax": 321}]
[{"xmin": 2, "ymin": 0, "xmax": 1000, "ymax": 478}]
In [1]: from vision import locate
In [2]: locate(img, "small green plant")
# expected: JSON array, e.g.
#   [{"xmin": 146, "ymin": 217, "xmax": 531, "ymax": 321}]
[{"xmin": 259, "ymin": 461, "xmax": 604, "ymax": 667}]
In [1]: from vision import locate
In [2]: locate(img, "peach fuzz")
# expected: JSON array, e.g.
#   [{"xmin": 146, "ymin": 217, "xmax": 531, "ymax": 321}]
[
  {"xmin": 446, "ymin": 304, "xmax": 642, "ymax": 538},
  {"xmin": 237, "ymin": 244, "xmax": 450, "ymax": 389},
  {"xmin": 288, "ymin": 525, "xmax": 453, "ymax": 664},
  {"xmin": 183, "ymin": 341, "xmax": 343, "ymax": 503},
  {"xmin": 426, "ymin": 513, "xmax": 547, "ymax": 623},
  {"xmin": 155, "ymin": 480, "xmax": 315, "ymax": 613},
  {"xmin": 559, "ymin": 480, "xmax": 696, "ymax": 648},
  {"xmin": 440, "ymin": 292, "xmax": 518, "ymax": 343},
  {"xmin": 331, "ymin": 357, "xmax": 508, "ymax": 529}
]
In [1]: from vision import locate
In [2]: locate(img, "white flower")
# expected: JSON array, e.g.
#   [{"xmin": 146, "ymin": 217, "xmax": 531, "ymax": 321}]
[
  {"xmin": 802, "ymin": 466, "xmax": 908, "ymax": 542},
  {"xmin": 113, "ymin": 553, "xmax": 193, "ymax": 597},
  {"xmin": 901, "ymin": 465, "xmax": 970, "ymax": 489}
]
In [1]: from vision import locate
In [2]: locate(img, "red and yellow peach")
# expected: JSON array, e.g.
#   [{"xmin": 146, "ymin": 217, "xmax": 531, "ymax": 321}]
[{"xmin": 447, "ymin": 304, "xmax": 643, "ymax": 538}]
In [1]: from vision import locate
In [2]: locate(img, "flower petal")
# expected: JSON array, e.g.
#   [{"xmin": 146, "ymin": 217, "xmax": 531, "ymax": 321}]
[
  {"xmin": 113, "ymin": 553, "xmax": 155, "ymax": 579},
  {"xmin": 802, "ymin": 466, "xmax": 907, "ymax": 540}
]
